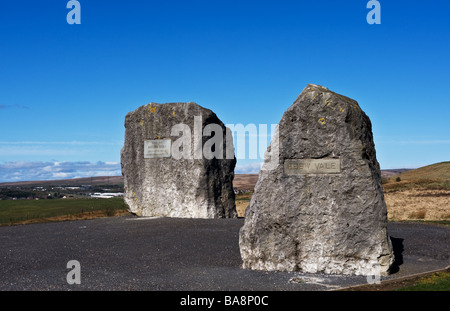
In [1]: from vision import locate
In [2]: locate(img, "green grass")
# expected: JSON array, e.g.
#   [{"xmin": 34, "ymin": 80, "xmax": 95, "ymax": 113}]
[
  {"xmin": 0, "ymin": 197, "xmax": 129, "ymax": 226},
  {"xmin": 396, "ymin": 271, "xmax": 450, "ymax": 291}
]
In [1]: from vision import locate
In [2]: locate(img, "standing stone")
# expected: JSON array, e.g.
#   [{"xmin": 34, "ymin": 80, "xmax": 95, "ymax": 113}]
[
  {"xmin": 121, "ymin": 102, "xmax": 237, "ymax": 218},
  {"xmin": 239, "ymin": 84, "xmax": 394, "ymax": 275}
]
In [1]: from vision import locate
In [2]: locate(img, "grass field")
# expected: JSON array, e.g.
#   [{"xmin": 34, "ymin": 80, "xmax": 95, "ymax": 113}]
[
  {"xmin": 383, "ymin": 162, "xmax": 450, "ymax": 221},
  {"xmin": 0, "ymin": 197, "xmax": 129, "ymax": 226}
]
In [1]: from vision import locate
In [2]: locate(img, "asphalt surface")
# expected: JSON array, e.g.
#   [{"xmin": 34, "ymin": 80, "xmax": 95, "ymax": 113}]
[{"xmin": 0, "ymin": 216, "xmax": 448, "ymax": 291}]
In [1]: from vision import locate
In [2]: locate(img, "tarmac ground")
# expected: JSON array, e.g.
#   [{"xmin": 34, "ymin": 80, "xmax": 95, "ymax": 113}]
[{"xmin": 0, "ymin": 216, "xmax": 448, "ymax": 291}]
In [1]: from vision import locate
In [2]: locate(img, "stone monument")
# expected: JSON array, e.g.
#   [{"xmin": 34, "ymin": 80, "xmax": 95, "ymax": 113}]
[
  {"xmin": 121, "ymin": 102, "xmax": 237, "ymax": 218},
  {"xmin": 239, "ymin": 84, "xmax": 394, "ymax": 275}
]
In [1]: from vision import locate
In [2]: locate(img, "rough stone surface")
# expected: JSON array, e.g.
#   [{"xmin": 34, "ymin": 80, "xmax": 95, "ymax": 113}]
[
  {"xmin": 239, "ymin": 84, "xmax": 394, "ymax": 276},
  {"xmin": 121, "ymin": 102, "xmax": 237, "ymax": 218}
]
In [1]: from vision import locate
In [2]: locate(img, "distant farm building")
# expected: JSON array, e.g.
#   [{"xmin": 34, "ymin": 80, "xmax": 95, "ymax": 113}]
[{"xmin": 91, "ymin": 192, "xmax": 124, "ymax": 199}]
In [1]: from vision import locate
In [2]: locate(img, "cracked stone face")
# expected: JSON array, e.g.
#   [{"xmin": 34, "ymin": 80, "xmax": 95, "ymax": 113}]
[
  {"xmin": 121, "ymin": 102, "xmax": 237, "ymax": 219},
  {"xmin": 239, "ymin": 84, "xmax": 394, "ymax": 276}
]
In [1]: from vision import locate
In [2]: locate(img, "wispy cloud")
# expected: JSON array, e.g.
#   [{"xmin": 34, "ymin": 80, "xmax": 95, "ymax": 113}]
[
  {"xmin": 235, "ymin": 162, "xmax": 263, "ymax": 174},
  {"xmin": 0, "ymin": 104, "xmax": 30, "ymax": 110},
  {"xmin": 0, "ymin": 141, "xmax": 123, "ymax": 158},
  {"xmin": 0, "ymin": 161, "xmax": 121, "ymax": 183}
]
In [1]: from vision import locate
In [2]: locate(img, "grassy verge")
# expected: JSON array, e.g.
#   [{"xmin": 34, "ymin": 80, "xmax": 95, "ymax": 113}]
[
  {"xmin": 0, "ymin": 197, "xmax": 129, "ymax": 226},
  {"xmin": 339, "ymin": 268, "xmax": 450, "ymax": 291},
  {"xmin": 395, "ymin": 271, "xmax": 450, "ymax": 291}
]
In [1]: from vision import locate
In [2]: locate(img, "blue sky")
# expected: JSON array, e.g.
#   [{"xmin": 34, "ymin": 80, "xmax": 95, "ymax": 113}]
[{"xmin": 0, "ymin": 0, "xmax": 449, "ymax": 182}]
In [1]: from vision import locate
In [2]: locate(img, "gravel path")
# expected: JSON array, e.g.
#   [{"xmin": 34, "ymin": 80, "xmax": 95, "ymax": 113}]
[{"xmin": 0, "ymin": 217, "xmax": 448, "ymax": 291}]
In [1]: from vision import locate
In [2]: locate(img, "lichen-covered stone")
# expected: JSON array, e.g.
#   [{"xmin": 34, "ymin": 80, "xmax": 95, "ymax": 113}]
[
  {"xmin": 239, "ymin": 84, "xmax": 394, "ymax": 275},
  {"xmin": 121, "ymin": 102, "xmax": 237, "ymax": 218}
]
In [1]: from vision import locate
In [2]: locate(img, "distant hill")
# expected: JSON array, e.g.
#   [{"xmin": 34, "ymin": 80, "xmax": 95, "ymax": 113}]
[
  {"xmin": 233, "ymin": 174, "xmax": 258, "ymax": 191},
  {"xmin": 0, "ymin": 174, "xmax": 261, "ymax": 190},
  {"xmin": 0, "ymin": 176, "xmax": 124, "ymax": 187},
  {"xmin": 2, "ymin": 164, "xmax": 445, "ymax": 189},
  {"xmin": 389, "ymin": 161, "xmax": 450, "ymax": 182},
  {"xmin": 383, "ymin": 161, "xmax": 450, "ymax": 192},
  {"xmin": 380, "ymin": 169, "xmax": 412, "ymax": 179}
]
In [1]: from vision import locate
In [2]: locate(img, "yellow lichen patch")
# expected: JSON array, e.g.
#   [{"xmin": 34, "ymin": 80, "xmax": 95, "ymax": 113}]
[
  {"xmin": 157, "ymin": 135, "xmax": 161, "ymax": 139},
  {"xmin": 318, "ymin": 117, "xmax": 326, "ymax": 125},
  {"xmin": 172, "ymin": 110, "xmax": 176, "ymax": 116},
  {"xmin": 139, "ymin": 120, "xmax": 144, "ymax": 126},
  {"xmin": 132, "ymin": 192, "xmax": 136, "ymax": 197},
  {"xmin": 339, "ymin": 107, "xmax": 345, "ymax": 112},
  {"xmin": 150, "ymin": 106, "xmax": 157, "ymax": 114}
]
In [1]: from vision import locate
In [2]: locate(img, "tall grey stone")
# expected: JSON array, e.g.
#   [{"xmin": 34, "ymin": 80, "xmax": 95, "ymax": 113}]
[
  {"xmin": 121, "ymin": 102, "xmax": 237, "ymax": 218},
  {"xmin": 239, "ymin": 84, "xmax": 394, "ymax": 276}
]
